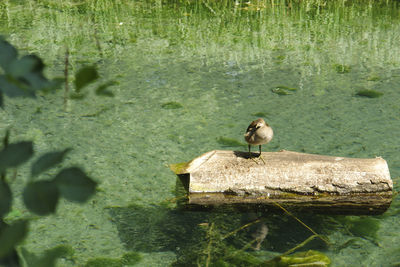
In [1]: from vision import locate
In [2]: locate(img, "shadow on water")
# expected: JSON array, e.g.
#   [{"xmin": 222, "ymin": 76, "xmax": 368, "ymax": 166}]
[{"xmin": 106, "ymin": 203, "xmax": 333, "ymax": 254}]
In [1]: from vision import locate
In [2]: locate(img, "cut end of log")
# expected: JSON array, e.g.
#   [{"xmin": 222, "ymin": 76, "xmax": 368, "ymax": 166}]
[{"xmin": 171, "ymin": 150, "xmax": 393, "ymax": 215}]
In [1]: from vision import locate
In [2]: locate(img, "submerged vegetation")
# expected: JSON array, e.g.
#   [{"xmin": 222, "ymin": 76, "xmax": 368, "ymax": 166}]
[
  {"xmin": 161, "ymin": 101, "xmax": 183, "ymax": 109},
  {"xmin": 1, "ymin": 0, "xmax": 400, "ymax": 70},
  {"xmin": 355, "ymin": 89, "xmax": 384, "ymax": 98},
  {"xmin": 271, "ymin": 85, "xmax": 297, "ymax": 96}
]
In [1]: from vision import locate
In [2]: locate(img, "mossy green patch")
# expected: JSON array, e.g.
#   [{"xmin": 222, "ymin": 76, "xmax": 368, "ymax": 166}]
[
  {"xmin": 334, "ymin": 64, "xmax": 351, "ymax": 73},
  {"xmin": 161, "ymin": 101, "xmax": 183, "ymax": 109},
  {"xmin": 355, "ymin": 89, "xmax": 383, "ymax": 98},
  {"xmin": 121, "ymin": 252, "xmax": 142, "ymax": 265},
  {"xmin": 367, "ymin": 74, "xmax": 380, "ymax": 81},
  {"xmin": 170, "ymin": 162, "xmax": 190, "ymax": 174}
]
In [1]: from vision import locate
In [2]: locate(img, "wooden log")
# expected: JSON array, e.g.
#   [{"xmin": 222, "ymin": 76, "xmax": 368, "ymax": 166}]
[{"xmin": 170, "ymin": 150, "xmax": 393, "ymax": 215}]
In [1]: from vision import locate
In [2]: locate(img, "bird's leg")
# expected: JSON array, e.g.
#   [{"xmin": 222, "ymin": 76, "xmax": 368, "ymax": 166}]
[
  {"xmin": 247, "ymin": 144, "xmax": 259, "ymax": 164},
  {"xmin": 258, "ymin": 145, "xmax": 266, "ymax": 164}
]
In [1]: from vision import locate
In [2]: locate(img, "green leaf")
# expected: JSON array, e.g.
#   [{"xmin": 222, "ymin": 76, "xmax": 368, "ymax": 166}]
[
  {"xmin": 0, "ymin": 180, "xmax": 12, "ymax": 218},
  {"xmin": 23, "ymin": 180, "xmax": 59, "ymax": 216},
  {"xmin": 74, "ymin": 66, "xmax": 99, "ymax": 92},
  {"xmin": 0, "ymin": 38, "xmax": 18, "ymax": 73},
  {"xmin": 0, "ymin": 141, "xmax": 34, "ymax": 172},
  {"xmin": 54, "ymin": 167, "xmax": 97, "ymax": 202},
  {"xmin": 0, "ymin": 92, "xmax": 3, "ymax": 108},
  {"xmin": 0, "ymin": 220, "xmax": 29, "ymax": 258},
  {"xmin": 95, "ymin": 80, "xmax": 117, "ymax": 97},
  {"xmin": 31, "ymin": 148, "xmax": 71, "ymax": 177}
]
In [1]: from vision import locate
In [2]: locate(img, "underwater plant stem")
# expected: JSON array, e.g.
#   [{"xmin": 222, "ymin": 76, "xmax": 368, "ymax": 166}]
[
  {"xmin": 64, "ymin": 47, "xmax": 69, "ymax": 109},
  {"xmin": 205, "ymin": 223, "xmax": 214, "ymax": 267},
  {"xmin": 282, "ymin": 234, "xmax": 318, "ymax": 256},
  {"xmin": 273, "ymin": 201, "xmax": 330, "ymax": 245},
  {"xmin": 94, "ymin": 27, "xmax": 103, "ymax": 57},
  {"xmin": 221, "ymin": 218, "xmax": 261, "ymax": 240}
]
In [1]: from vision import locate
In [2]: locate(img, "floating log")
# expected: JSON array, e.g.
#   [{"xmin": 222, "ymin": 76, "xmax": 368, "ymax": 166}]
[{"xmin": 170, "ymin": 150, "xmax": 393, "ymax": 215}]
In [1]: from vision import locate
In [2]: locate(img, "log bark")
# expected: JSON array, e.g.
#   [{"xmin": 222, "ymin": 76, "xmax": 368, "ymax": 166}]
[{"xmin": 170, "ymin": 150, "xmax": 393, "ymax": 215}]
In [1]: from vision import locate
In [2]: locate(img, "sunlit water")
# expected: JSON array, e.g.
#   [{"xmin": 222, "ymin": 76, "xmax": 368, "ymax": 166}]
[{"xmin": 1, "ymin": 1, "xmax": 400, "ymax": 266}]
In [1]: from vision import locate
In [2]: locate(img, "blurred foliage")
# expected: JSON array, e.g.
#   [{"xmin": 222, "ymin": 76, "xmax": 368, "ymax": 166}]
[
  {"xmin": 0, "ymin": 37, "xmax": 62, "ymax": 101},
  {"xmin": 0, "ymin": 38, "xmax": 99, "ymax": 266}
]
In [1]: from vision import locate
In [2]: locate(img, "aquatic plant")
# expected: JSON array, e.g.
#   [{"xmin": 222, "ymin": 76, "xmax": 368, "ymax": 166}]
[
  {"xmin": 271, "ymin": 85, "xmax": 297, "ymax": 95},
  {"xmin": 161, "ymin": 101, "xmax": 184, "ymax": 109},
  {"xmin": 169, "ymin": 215, "xmax": 331, "ymax": 266},
  {"xmin": 355, "ymin": 89, "xmax": 383, "ymax": 98},
  {"xmin": 333, "ymin": 64, "xmax": 351, "ymax": 74}
]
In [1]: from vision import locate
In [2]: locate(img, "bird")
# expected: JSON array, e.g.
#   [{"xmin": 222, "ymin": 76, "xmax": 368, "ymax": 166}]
[{"xmin": 244, "ymin": 118, "xmax": 273, "ymax": 157}]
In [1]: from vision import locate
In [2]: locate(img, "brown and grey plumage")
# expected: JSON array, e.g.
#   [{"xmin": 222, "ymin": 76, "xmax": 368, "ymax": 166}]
[{"xmin": 244, "ymin": 118, "xmax": 273, "ymax": 156}]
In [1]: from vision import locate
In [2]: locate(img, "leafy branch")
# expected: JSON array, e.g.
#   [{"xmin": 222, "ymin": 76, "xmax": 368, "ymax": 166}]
[{"xmin": 0, "ymin": 37, "xmax": 102, "ymax": 266}]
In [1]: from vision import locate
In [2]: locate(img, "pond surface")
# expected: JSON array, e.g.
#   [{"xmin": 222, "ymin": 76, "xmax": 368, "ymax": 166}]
[{"xmin": 1, "ymin": 0, "xmax": 400, "ymax": 266}]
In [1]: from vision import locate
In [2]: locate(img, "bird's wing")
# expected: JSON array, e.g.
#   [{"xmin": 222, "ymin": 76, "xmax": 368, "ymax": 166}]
[{"xmin": 246, "ymin": 120, "xmax": 258, "ymax": 133}]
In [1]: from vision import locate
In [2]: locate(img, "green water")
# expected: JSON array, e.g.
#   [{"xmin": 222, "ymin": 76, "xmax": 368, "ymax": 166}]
[{"xmin": 1, "ymin": 0, "xmax": 400, "ymax": 266}]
